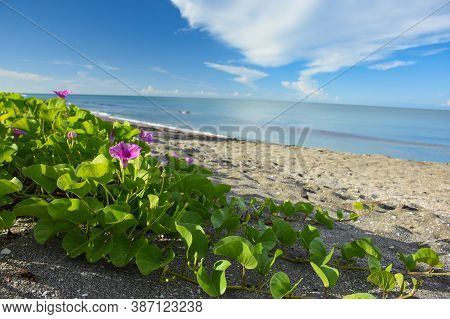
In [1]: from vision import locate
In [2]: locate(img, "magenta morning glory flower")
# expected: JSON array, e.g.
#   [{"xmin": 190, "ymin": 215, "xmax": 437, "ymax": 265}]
[
  {"xmin": 109, "ymin": 130, "xmax": 115, "ymax": 144},
  {"xmin": 53, "ymin": 89, "xmax": 71, "ymax": 99},
  {"xmin": 138, "ymin": 130, "xmax": 153, "ymax": 143},
  {"xmin": 67, "ymin": 131, "xmax": 77, "ymax": 140},
  {"xmin": 185, "ymin": 156, "xmax": 194, "ymax": 165},
  {"xmin": 12, "ymin": 128, "xmax": 26, "ymax": 138},
  {"xmin": 172, "ymin": 152, "xmax": 180, "ymax": 159},
  {"xmin": 109, "ymin": 142, "xmax": 141, "ymax": 168}
]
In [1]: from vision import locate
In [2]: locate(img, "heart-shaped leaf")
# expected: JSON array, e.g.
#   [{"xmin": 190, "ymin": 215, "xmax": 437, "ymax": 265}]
[
  {"xmin": 57, "ymin": 173, "xmax": 92, "ymax": 198},
  {"xmin": 272, "ymin": 217, "xmax": 297, "ymax": 246},
  {"xmin": 270, "ymin": 272, "xmax": 302, "ymax": 299},
  {"xmin": 12, "ymin": 197, "xmax": 49, "ymax": 218},
  {"xmin": 0, "ymin": 177, "xmax": 22, "ymax": 198},
  {"xmin": 196, "ymin": 260, "xmax": 231, "ymax": 297},
  {"xmin": 76, "ymin": 154, "xmax": 112, "ymax": 180},
  {"xmin": 299, "ymin": 225, "xmax": 320, "ymax": 249},
  {"xmin": 0, "ymin": 210, "xmax": 15, "ymax": 230},
  {"xmin": 367, "ymin": 270, "xmax": 396, "ymax": 292},
  {"xmin": 135, "ymin": 243, "xmax": 175, "ymax": 275},
  {"xmin": 48, "ymin": 198, "xmax": 93, "ymax": 224},
  {"xmin": 62, "ymin": 229, "xmax": 88, "ymax": 258},
  {"xmin": 176, "ymin": 223, "xmax": 209, "ymax": 267},
  {"xmin": 254, "ymin": 243, "xmax": 282, "ymax": 276},
  {"xmin": 22, "ymin": 164, "xmax": 57, "ymax": 194},
  {"xmin": 102, "ymin": 203, "xmax": 138, "ymax": 233},
  {"xmin": 213, "ymin": 236, "xmax": 258, "ymax": 269},
  {"xmin": 310, "ymin": 262, "xmax": 339, "ymax": 288},
  {"xmin": 86, "ymin": 227, "xmax": 113, "ymax": 263}
]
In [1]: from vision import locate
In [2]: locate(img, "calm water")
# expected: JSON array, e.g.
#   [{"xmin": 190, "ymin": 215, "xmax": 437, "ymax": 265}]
[{"xmin": 32, "ymin": 94, "xmax": 450, "ymax": 163}]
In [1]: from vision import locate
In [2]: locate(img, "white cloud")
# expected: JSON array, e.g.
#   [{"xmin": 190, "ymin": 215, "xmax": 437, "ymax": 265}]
[
  {"xmin": 419, "ymin": 47, "xmax": 448, "ymax": 56},
  {"xmin": 151, "ymin": 66, "xmax": 168, "ymax": 73},
  {"xmin": 447, "ymin": 100, "xmax": 450, "ymax": 106},
  {"xmin": 204, "ymin": 62, "xmax": 268, "ymax": 85},
  {"xmin": 141, "ymin": 85, "xmax": 180, "ymax": 96},
  {"xmin": 98, "ymin": 63, "xmax": 119, "ymax": 71},
  {"xmin": 0, "ymin": 68, "xmax": 53, "ymax": 81},
  {"xmin": 51, "ymin": 60, "xmax": 93, "ymax": 70},
  {"xmin": 368, "ymin": 60, "xmax": 416, "ymax": 71},
  {"xmin": 172, "ymin": 0, "xmax": 450, "ymax": 96}
]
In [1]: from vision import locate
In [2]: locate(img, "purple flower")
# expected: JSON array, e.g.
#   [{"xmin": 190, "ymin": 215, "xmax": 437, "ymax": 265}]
[
  {"xmin": 138, "ymin": 130, "xmax": 154, "ymax": 143},
  {"xmin": 109, "ymin": 142, "xmax": 141, "ymax": 168},
  {"xmin": 53, "ymin": 89, "xmax": 71, "ymax": 99},
  {"xmin": 185, "ymin": 156, "xmax": 194, "ymax": 165},
  {"xmin": 67, "ymin": 131, "xmax": 77, "ymax": 140},
  {"xmin": 109, "ymin": 130, "xmax": 115, "ymax": 144},
  {"xmin": 172, "ymin": 152, "xmax": 180, "ymax": 159},
  {"xmin": 12, "ymin": 128, "xmax": 26, "ymax": 138}
]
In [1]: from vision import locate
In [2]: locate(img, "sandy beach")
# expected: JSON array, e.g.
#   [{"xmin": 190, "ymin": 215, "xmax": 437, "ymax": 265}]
[{"xmin": 1, "ymin": 121, "xmax": 449, "ymax": 299}]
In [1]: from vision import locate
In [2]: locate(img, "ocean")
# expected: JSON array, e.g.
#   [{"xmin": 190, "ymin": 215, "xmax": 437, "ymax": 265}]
[{"xmin": 31, "ymin": 94, "xmax": 450, "ymax": 163}]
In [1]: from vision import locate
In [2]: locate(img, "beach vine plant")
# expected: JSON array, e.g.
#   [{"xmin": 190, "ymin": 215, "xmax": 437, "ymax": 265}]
[{"xmin": 0, "ymin": 92, "xmax": 447, "ymax": 299}]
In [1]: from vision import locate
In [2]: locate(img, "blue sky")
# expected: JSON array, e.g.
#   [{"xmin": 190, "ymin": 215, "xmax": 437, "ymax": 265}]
[{"xmin": 0, "ymin": 0, "xmax": 449, "ymax": 108}]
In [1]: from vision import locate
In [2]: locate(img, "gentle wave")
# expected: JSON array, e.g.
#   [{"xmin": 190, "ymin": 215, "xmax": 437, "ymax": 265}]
[{"xmin": 91, "ymin": 111, "xmax": 229, "ymax": 139}]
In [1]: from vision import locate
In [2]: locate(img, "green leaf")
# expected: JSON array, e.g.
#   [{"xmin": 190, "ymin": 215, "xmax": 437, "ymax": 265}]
[
  {"xmin": 394, "ymin": 273, "xmax": 406, "ymax": 294},
  {"xmin": 108, "ymin": 233, "xmax": 132, "ymax": 267},
  {"xmin": 352, "ymin": 202, "xmax": 365, "ymax": 210},
  {"xmin": 62, "ymin": 229, "xmax": 88, "ymax": 258},
  {"xmin": 295, "ymin": 202, "xmax": 314, "ymax": 217},
  {"xmin": 0, "ymin": 143, "xmax": 17, "ymax": 164},
  {"xmin": 280, "ymin": 200, "xmax": 296, "ymax": 217},
  {"xmin": 367, "ymin": 270, "xmax": 396, "ymax": 292},
  {"xmin": 309, "ymin": 237, "xmax": 334, "ymax": 265},
  {"xmin": 33, "ymin": 218, "xmax": 55, "ymax": 244},
  {"xmin": 368, "ymin": 256, "xmax": 381, "ymax": 273},
  {"xmin": 135, "ymin": 243, "xmax": 175, "ymax": 275},
  {"xmin": 336, "ymin": 210, "xmax": 344, "ymax": 220},
  {"xmin": 213, "ymin": 236, "xmax": 258, "ymax": 269},
  {"xmin": 0, "ymin": 210, "xmax": 15, "ymax": 230},
  {"xmin": 12, "ymin": 197, "xmax": 49, "ymax": 218},
  {"xmin": 254, "ymin": 243, "xmax": 282, "ymax": 276},
  {"xmin": 22, "ymin": 164, "xmax": 57, "ymax": 194},
  {"xmin": 102, "ymin": 203, "xmax": 138, "ymax": 233},
  {"xmin": 57, "ymin": 173, "xmax": 91, "ymax": 198},
  {"xmin": 270, "ymin": 272, "xmax": 302, "ymax": 299},
  {"xmin": 396, "ymin": 252, "xmax": 416, "ymax": 271},
  {"xmin": 355, "ymin": 237, "xmax": 382, "ymax": 260},
  {"xmin": 0, "ymin": 177, "xmax": 22, "ymax": 197},
  {"xmin": 343, "ymin": 293, "xmax": 376, "ymax": 299},
  {"xmin": 196, "ymin": 260, "xmax": 231, "ymax": 297},
  {"xmin": 176, "ymin": 223, "xmax": 209, "ymax": 267},
  {"xmin": 211, "ymin": 209, "xmax": 240, "ymax": 233},
  {"xmin": 76, "ymin": 154, "xmax": 112, "ymax": 179},
  {"xmin": 310, "ymin": 262, "xmax": 339, "ymax": 288},
  {"xmin": 299, "ymin": 225, "xmax": 320, "ymax": 249},
  {"xmin": 86, "ymin": 227, "xmax": 113, "ymax": 263},
  {"xmin": 314, "ymin": 209, "xmax": 334, "ymax": 229},
  {"xmin": 341, "ymin": 237, "xmax": 382, "ymax": 261},
  {"xmin": 48, "ymin": 198, "xmax": 93, "ymax": 224},
  {"xmin": 272, "ymin": 217, "xmax": 297, "ymax": 246},
  {"xmin": 412, "ymin": 248, "xmax": 443, "ymax": 269},
  {"xmin": 245, "ymin": 225, "xmax": 277, "ymax": 251}
]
